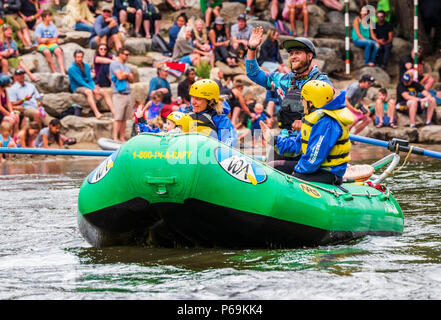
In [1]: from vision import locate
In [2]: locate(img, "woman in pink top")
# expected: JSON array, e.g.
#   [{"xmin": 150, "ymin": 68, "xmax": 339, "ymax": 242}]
[{"xmin": 282, "ymin": 0, "xmax": 309, "ymax": 37}]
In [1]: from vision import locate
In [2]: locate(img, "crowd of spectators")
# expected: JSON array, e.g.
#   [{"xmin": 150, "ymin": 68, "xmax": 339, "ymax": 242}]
[{"xmin": 1, "ymin": 0, "xmax": 441, "ymax": 159}]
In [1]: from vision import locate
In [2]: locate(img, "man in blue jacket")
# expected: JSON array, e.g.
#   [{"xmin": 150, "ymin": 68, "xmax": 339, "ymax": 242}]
[
  {"xmin": 89, "ymin": 5, "xmax": 122, "ymax": 52},
  {"xmin": 67, "ymin": 49, "xmax": 114, "ymax": 119},
  {"xmin": 260, "ymin": 80, "xmax": 354, "ymax": 185}
]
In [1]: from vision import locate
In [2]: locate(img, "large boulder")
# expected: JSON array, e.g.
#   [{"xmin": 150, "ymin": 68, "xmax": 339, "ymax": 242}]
[
  {"xmin": 60, "ymin": 115, "xmax": 114, "ymax": 143},
  {"xmin": 20, "ymin": 42, "xmax": 95, "ymax": 74},
  {"xmin": 355, "ymin": 66, "xmax": 391, "ymax": 87},
  {"xmin": 33, "ymin": 73, "xmax": 70, "ymax": 93},
  {"xmin": 419, "ymin": 125, "xmax": 441, "ymax": 143},
  {"xmin": 124, "ymin": 37, "xmax": 152, "ymax": 55}
]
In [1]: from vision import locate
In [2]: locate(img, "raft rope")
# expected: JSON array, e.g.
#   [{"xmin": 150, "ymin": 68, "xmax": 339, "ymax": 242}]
[
  {"xmin": 284, "ymin": 174, "xmax": 388, "ymax": 199},
  {"xmin": 385, "ymin": 145, "xmax": 414, "ymax": 176}
]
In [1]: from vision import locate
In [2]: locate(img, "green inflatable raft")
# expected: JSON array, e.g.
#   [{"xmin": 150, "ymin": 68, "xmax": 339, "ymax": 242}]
[{"xmin": 77, "ymin": 133, "xmax": 404, "ymax": 248}]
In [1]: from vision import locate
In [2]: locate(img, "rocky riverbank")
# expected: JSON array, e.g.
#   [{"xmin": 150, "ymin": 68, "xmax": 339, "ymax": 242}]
[{"xmin": 16, "ymin": 0, "xmax": 441, "ymax": 145}]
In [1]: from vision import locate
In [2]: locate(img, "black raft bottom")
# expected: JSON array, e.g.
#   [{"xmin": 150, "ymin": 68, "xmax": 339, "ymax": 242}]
[{"xmin": 79, "ymin": 198, "xmax": 400, "ymax": 248}]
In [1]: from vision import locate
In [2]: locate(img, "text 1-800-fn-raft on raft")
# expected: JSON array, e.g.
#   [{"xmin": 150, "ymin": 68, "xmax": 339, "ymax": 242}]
[{"xmin": 77, "ymin": 132, "xmax": 404, "ymax": 248}]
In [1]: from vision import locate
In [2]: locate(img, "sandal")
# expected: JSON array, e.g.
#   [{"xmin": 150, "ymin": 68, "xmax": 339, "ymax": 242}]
[
  {"xmin": 390, "ymin": 121, "xmax": 397, "ymax": 129},
  {"xmin": 375, "ymin": 121, "xmax": 384, "ymax": 128},
  {"xmin": 63, "ymin": 138, "xmax": 77, "ymax": 146}
]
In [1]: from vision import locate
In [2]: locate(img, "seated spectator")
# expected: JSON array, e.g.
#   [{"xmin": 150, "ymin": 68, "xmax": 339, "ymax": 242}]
[
  {"xmin": 15, "ymin": 120, "xmax": 40, "ymax": 147},
  {"xmin": 264, "ymin": 89, "xmax": 280, "ymax": 127},
  {"xmin": 282, "ymin": 0, "xmax": 309, "ymax": 37},
  {"xmin": 319, "ymin": 0, "xmax": 343, "ymax": 11},
  {"xmin": 228, "ymin": 80, "xmax": 255, "ymax": 129},
  {"xmin": 67, "ymin": 49, "xmax": 114, "ymax": 119},
  {"xmin": 168, "ymin": 13, "xmax": 188, "ymax": 52},
  {"xmin": 209, "ymin": 66, "xmax": 233, "ymax": 96},
  {"xmin": 1, "ymin": 121, "xmax": 17, "ymax": 161},
  {"xmin": 34, "ymin": 118, "xmax": 69, "ymax": 148},
  {"xmin": 86, "ymin": 0, "xmax": 101, "ymax": 17},
  {"xmin": 200, "ymin": 0, "xmax": 222, "ymax": 28},
  {"xmin": 141, "ymin": 0, "xmax": 161, "ymax": 39},
  {"xmin": 148, "ymin": 65, "xmax": 172, "ymax": 101},
  {"xmin": 89, "ymin": 5, "xmax": 122, "ymax": 52},
  {"xmin": 166, "ymin": 0, "xmax": 188, "ymax": 11},
  {"xmin": 352, "ymin": 6, "xmax": 379, "ymax": 67},
  {"xmin": 177, "ymin": 67, "xmax": 196, "ymax": 105},
  {"xmin": 114, "ymin": 0, "xmax": 143, "ymax": 38},
  {"xmin": 0, "ymin": 24, "xmax": 41, "ymax": 82},
  {"xmin": 345, "ymin": 74, "xmax": 374, "ymax": 135},
  {"xmin": 373, "ymin": 10, "xmax": 393, "ymax": 69},
  {"xmin": 8, "ymin": 68, "xmax": 44, "ymax": 128},
  {"xmin": 192, "ymin": 18, "xmax": 214, "ymax": 67},
  {"xmin": 19, "ymin": 0, "xmax": 41, "ymax": 30},
  {"xmin": 171, "ymin": 26, "xmax": 211, "ymax": 68},
  {"xmin": 35, "ymin": 10, "xmax": 66, "ymax": 75},
  {"xmin": 230, "ymin": 13, "xmax": 252, "ymax": 60},
  {"xmin": 4, "ymin": 0, "xmax": 33, "ymax": 49},
  {"xmin": 0, "ymin": 73, "xmax": 20, "ymax": 136},
  {"xmin": 143, "ymin": 91, "xmax": 163, "ymax": 121},
  {"xmin": 396, "ymin": 72, "xmax": 436, "ymax": 128},
  {"xmin": 93, "ymin": 43, "xmax": 113, "ymax": 88},
  {"xmin": 64, "ymin": 0, "xmax": 95, "ymax": 33},
  {"xmin": 399, "ymin": 48, "xmax": 435, "ymax": 91},
  {"xmin": 374, "ymin": 87, "xmax": 397, "ymax": 128},
  {"xmin": 208, "ymin": 17, "xmax": 238, "ymax": 67},
  {"xmin": 258, "ymin": 28, "xmax": 290, "ymax": 73}
]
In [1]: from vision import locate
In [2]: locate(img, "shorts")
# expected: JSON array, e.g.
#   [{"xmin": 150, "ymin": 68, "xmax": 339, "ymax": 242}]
[
  {"xmin": 38, "ymin": 43, "xmax": 59, "ymax": 52},
  {"xmin": 374, "ymin": 115, "xmax": 391, "ymax": 126},
  {"xmin": 179, "ymin": 54, "xmax": 192, "ymax": 65},
  {"xmin": 23, "ymin": 108, "xmax": 39, "ymax": 120},
  {"xmin": 113, "ymin": 93, "xmax": 133, "ymax": 121},
  {"xmin": 75, "ymin": 86, "xmax": 94, "ymax": 95},
  {"xmin": 6, "ymin": 14, "xmax": 27, "ymax": 31},
  {"xmin": 349, "ymin": 108, "xmax": 365, "ymax": 122}
]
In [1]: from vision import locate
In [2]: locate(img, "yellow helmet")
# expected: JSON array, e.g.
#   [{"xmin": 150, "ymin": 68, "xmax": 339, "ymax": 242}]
[
  {"xmin": 301, "ymin": 80, "xmax": 334, "ymax": 109},
  {"xmin": 189, "ymin": 79, "xmax": 220, "ymax": 103},
  {"xmin": 167, "ymin": 111, "xmax": 194, "ymax": 132}
]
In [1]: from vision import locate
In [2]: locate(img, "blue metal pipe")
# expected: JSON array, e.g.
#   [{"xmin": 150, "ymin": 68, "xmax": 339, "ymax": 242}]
[
  {"xmin": 350, "ymin": 134, "xmax": 441, "ymax": 160},
  {"xmin": 0, "ymin": 147, "xmax": 112, "ymax": 157}
]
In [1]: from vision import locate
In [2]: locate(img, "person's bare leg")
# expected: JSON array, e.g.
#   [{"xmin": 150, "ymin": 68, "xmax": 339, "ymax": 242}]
[
  {"xmin": 42, "ymin": 49, "xmax": 57, "ymax": 73},
  {"xmin": 53, "ymin": 47, "xmax": 66, "ymax": 75}
]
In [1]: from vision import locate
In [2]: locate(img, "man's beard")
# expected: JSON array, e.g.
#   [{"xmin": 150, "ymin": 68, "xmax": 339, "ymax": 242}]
[{"xmin": 291, "ymin": 58, "xmax": 308, "ymax": 74}]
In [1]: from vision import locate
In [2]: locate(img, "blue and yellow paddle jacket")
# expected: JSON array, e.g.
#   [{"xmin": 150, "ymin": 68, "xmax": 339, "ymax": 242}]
[{"xmin": 275, "ymin": 91, "xmax": 354, "ymax": 177}]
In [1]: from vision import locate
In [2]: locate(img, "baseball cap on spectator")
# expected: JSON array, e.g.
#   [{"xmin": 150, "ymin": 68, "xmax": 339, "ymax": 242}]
[
  {"xmin": 237, "ymin": 13, "xmax": 246, "ymax": 20},
  {"xmin": 214, "ymin": 17, "xmax": 225, "ymax": 25},
  {"xmin": 158, "ymin": 65, "xmax": 170, "ymax": 72},
  {"xmin": 14, "ymin": 68, "xmax": 25, "ymax": 75},
  {"xmin": 102, "ymin": 5, "xmax": 112, "ymax": 12},
  {"xmin": 402, "ymin": 72, "xmax": 412, "ymax": 82},
  {"xmin": 360, "ymin": 74, "xmax": 375, "ymax": 84}
]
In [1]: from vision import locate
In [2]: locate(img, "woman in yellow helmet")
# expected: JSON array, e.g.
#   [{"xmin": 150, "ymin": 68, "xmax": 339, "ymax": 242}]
[
  {"xmin": 183, "ymin": 79, "xmax": 237, "ymax": 146},
  {"xmin": 260, "ymin": 80, "xmax": 354, "ymax": 185}
]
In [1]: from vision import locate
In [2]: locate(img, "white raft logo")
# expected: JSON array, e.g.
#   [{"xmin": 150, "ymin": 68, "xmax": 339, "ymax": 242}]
[
  {"xmin": 215, "ymin": 148, "xmax": 267, "ymax": 185},
  {"xmin": 88, "ymin": 150, "xmax": 119, "ymax": 184}
]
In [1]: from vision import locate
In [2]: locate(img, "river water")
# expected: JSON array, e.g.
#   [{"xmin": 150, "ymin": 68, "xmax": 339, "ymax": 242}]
[{"xmin": 0, "ymin": 145, "xmax": 440, "ymax": 301}]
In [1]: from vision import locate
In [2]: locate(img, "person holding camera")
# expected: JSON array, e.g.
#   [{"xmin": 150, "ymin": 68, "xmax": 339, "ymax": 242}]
[{"xmin": 345, "ymin": 74, "xmax": 374, "ymax": 136}]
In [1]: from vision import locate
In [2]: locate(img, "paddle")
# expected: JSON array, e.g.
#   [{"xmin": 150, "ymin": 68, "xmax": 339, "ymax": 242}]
[
  {"xmin": 349, "ymin": 134, "xmax": 441, "ymax": 160},
  {"xmin": 0, "ymin": 147, "xmax": 113, "ymax": 157}
]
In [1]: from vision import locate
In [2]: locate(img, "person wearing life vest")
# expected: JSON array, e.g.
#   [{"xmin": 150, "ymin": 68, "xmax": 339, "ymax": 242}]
[
  {"xmin": 182, "ymin": 79, "xmax": 237, "ymax": 147},
  {"xmin": 260, "ymin": 80, "xmax": 354, "ymax": 185},
  {"xmin": 246, "ymin": 26, "xmax": 332, "ymax": 160}
]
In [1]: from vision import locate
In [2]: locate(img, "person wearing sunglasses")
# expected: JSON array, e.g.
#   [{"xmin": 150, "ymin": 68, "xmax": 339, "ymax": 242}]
[
  {"xmin": 110, "ymin": 47, "xmax": 134, "ymax": 142},
  {"xmin": 373, "ymin": 10, "xmax": 393, "ymax": 69},
  {"xmin": 88, "ymin": 5, "xmax": 122, "ymax": 52}
]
